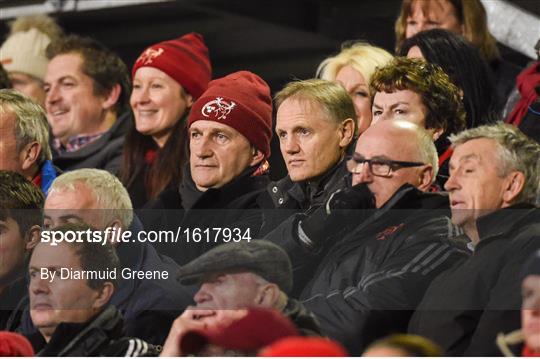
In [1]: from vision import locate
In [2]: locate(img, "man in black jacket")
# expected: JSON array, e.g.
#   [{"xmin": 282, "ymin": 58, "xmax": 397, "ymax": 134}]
[
  {"xmin": 43, "ymin": 34, "xmax": 131, "ymax": 173},
  {"xmin": 409, "ymin": 123, "xmax": 540, "ymax": 356},
  {"xmin": 15, "ymin": 168, "xmax": 192, "ymax": 345},
  {"xmin": 272, "ymin": 120, "xmax": 465, "ymax": 354},
  {"xmin": 259, "ymin": 79, "xmax": 356, "ymax": 232},
  {"xmin": 161, "ymin": 240, "xmax": 321, "ymax": 356},
  {"xmin": 27, "ymin": 223, "xmax": 158, "ymax": 356},
  {"xmin": 0, "ymin": 171, "xmax": 43, "ymax": 330},
  {"xmin": 143, "ymin": 71, "xmax": 274, "ymax": 265}
]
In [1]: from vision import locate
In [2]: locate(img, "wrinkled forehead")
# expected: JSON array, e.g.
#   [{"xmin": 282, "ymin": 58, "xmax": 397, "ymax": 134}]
[{"xmin": 408, "ymin": 0, "xmax": 458, "ymax": 18}]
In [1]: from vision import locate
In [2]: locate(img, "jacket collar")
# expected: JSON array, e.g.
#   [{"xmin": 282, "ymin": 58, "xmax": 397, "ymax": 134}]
[
  {"xmin": 181, "ymin": 163, "xmax": 268, "ymax": 209},
  {"xmin": 37, "ymin": 305, "xmax": 123, "ymax": 356},
  {"xmin": 476, "ymin": 204, "xmax": 537, "ymax": 243}
]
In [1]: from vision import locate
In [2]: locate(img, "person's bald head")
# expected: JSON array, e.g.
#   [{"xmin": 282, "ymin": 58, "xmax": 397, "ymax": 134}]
[{"xmin": 351, "ymin": 120, "xmax": 438, "ymax": 207}]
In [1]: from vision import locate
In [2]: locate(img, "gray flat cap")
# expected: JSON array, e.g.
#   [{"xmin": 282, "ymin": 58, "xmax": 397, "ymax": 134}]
[{"xmin": 177, "ymin": 240, "xmax": 293, "ymax": 293}]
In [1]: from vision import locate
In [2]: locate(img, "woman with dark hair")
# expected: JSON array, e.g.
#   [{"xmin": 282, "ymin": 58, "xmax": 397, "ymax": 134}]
[
  {"xmin": 398, "ymin": 28, "xmax": 501, "ymax": 128},
  {"xmin": 121, "ymin": 33, "xmax": 211, "ymax": 208}
]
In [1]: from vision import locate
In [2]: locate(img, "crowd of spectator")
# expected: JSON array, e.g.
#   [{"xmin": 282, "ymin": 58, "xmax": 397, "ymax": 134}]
[{"xmin": 0, "ymin": 0, "xmax": 539, "ymax": 356}]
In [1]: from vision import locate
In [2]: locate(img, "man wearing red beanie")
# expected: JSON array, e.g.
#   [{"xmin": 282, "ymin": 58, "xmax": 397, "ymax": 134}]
[{"xmin": 143, "ymin": 70, "xmax": 272, "ymax": 266}]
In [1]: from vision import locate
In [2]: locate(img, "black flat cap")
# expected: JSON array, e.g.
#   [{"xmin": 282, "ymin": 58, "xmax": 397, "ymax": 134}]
[{"xmin": 177, "ymin": 240, "xmax": 293, "ymax": 294}]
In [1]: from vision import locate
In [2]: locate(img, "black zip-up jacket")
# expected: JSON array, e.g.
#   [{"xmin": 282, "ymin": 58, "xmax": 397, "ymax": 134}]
[
  {"xmin": 141, "ymin": 164, "xmax": 269, "ymax": 265},
  {"xmin": 52, "ymin": 111, "xmax": 131, "ymax": 174},
  {"xmin": 295, "ymin": 185, "xmax": 466, "ymax": 355},
  {"xmin": 409, "ymin": 205, "xmax": 540, "ymax": 356},
  {"xmin": 33, "ymin": 306, "xmax": 159, "ymax": 356}
]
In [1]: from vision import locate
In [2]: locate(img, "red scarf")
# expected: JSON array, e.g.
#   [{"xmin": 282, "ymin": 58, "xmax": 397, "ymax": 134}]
[
  {"xmin": 144, "ymin": 148, "xmax": 158, "ymax": 165},
  {"xmin": 523, "ymin": 345, "xmax": 540, "ymax": 357},
  {"xmin": 506, "ymin": 62, "xmax": 540, "ymax": 127}
]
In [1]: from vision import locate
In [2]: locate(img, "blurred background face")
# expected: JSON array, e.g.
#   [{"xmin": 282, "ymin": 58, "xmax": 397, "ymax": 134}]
[
  {"xmin": 405, "ymin": 0, "xmax": 463, "ymax": 39},
  {"xmin": 522, "ymin": 275, "xmax": 540, "ymax": 351},
  {"xmin": 276, "ymin": 98, "xmax": 349, "ymax": 182},
  {"xmin": 44, "ymin": 53, "xmax": 108, "ymax": 144},
  {"xmin": 0, "ymin": 217, "xmax": 26, "ymax": 286},
  {"xmin": 9, "ymin": 72, "xmax": 46, "ymax": 106},
  {"xmin": 131, "ymin": 66, "xmax": 192, "ymax": 147},
  {"xmin": 335, "ymin": 65, "xmax": 372, "ymax": 134},
  {"xmin": 189, "ymin": 120, "xmax": 255, "ymax": 191},
  {"xmin": 29, "ymin": 242, "xmax": 104, "ymax": 341}
]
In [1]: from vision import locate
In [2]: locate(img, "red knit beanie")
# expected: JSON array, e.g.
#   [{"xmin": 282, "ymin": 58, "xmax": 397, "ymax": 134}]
[
  {"xmin": 188, "ymin": 70, "xmax": 273, "ymax": 158},
  {"xmin": 0, "ymin": 332, "xmax": 35, "ymax": 356},
  {"xmin": 259, "ymin": 336, "xmax": 348, "ymax": 357},
  {"xmin": 180, "ymin": 309, "xmax": 298, "ymax": 355},
  {"xmin": 132, "ymin": 32, "xmax": 211, "ymax": 99}
]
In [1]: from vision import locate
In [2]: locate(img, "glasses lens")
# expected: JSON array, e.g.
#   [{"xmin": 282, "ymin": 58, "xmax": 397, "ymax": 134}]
[{"xmin": 371, "ymin": 161, "xmax": 390, "ymax": 176}]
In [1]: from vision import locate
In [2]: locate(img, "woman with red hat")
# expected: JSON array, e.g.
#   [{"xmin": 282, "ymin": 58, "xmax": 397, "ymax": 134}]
[{"xmin": 121, "ymin": 32, "xmax": 212, "ymax": 208}]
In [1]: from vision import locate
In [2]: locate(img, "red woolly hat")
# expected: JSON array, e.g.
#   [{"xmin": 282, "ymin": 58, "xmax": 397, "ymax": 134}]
[
  {"xmin": 132, "ymin": 32, "xmax": 211, "ymax": 99},
  {"xmin": 259, "ymin": 336, "xmax": 348, "ymax": 357},
  {"xmin": 0, "ymin": 332, "xmax": 35, "ymax": 356},
  {"xmin": 180, "ymin": 309, "xmax": 298, "ymax": 355},
  {"xmin": 188, "ymin": 70, "xmax": 273, "ymax": 158}
]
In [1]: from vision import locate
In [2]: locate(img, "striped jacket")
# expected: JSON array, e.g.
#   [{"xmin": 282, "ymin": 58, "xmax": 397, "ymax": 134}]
[{"xmin": 298, "ymin": 185, "xmax": 466, "ymax": 355}]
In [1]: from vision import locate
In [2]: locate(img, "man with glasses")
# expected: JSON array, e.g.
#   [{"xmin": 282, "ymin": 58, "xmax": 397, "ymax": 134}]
[{"xmin": 271, "ymin": 120, "xmax": 465, "ymax": 355}]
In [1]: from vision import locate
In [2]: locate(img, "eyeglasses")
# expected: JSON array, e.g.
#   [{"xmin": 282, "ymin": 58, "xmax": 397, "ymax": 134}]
[{"xmin": 346, "ymin": 155, "xmax": 426, "ymax": 177}]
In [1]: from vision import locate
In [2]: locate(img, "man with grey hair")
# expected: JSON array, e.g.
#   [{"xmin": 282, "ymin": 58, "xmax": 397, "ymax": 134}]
[
  {"xmin": 269, "ymin": 120, "xmax": 465, "ymax": 355},
  {"xmin": 409, "ymin": 123, "xmax": 540, "ymax": 356},
  {"xmin": 160, "ymin": 240, "xmax": 321, "ymax": 356},
  {"xmin": 259, "ymin": 79, "xmax": 356, "ymax": 233},
  {"xmin": 17, "ymin": 168, "xmax": 192, "ymax": 346},
  {"xmin": 0, "ymin": 89, "xmax": 58, "ymax": 194}
]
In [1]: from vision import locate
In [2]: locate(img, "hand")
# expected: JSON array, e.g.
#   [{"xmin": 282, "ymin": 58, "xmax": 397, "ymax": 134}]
[
  {"xmin": 160, "ymin": 307, "xmax": 212, "ymax": 357},
  {"xmin": 297, "ymin": 183, "xmax": 375, "ymax": 248}
]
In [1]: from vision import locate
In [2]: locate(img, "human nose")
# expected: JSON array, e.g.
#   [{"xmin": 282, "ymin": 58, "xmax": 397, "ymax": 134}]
[
  {"xmin": 131, "ymin": 85, "xmax": 150, "ymax": 106},
  {"xmin": 191, "ymin": 135, "xmax": 213, "ymax": 159},
  {"xmin": 352, "ymin": 162, "xmax": 373, "ymax": 186},
  {"xmin": 282, "ymin": 136, "xmax": 300, "ymax": 155},
  {"xmin": 46, "ymin": 84, "xmax": 61, "ymax": 105},
  {"xmin": 193, "ymin": 284, "xmax": 211, "ymax": 304},
  {"xmin": 444, "ymin": 171, "xmax": 460, "ymax": 192},
  {"xmin": 30, "ymin": 273, "xmax": 50, "ymax": 296}
]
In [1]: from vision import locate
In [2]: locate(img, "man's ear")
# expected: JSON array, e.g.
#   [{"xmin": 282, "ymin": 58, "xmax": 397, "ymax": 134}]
[
  {"xmin": 339, "ymin": 118, "xmax": 355, "ymax": 148},
  {"xmin": 256, "ymin": 283, "xmax": 281, "ymax": 308},
  {"xmin": 184, "ymin": 92, "xmax": 194, "ymax": 109},
  {"xmin": 19, "ymin": 142, "xmax": 41, "ymax": 171},
  {"xmin": 417, "ymin": 164, "xmax": 435, "ymax": 192},
  {"xmin": 25, "ymin": 225, "xmax": 41, "ymax": 251},
  {"xmin": 502, "ymin": 171, "xmax": 525, "ymax": 206},
  {"xmin": 93, "ymin": 282, "xmax": 114, "ymax": 308},
  {"xmin": 101, "ymin": 84, "xmax": 122, "ymax": 111},
  {"xmin": 249, "ymin": 149, "xmax": 265, "ymax": 167}
]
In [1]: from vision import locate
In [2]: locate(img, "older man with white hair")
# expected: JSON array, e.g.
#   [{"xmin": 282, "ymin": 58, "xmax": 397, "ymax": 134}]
[
  {"xmin": 18, "ymin": 168, "xmax": 192, "ymax": 346},
  {"xmin": 273, "ymin": 120, "xmax": 465, "ymax": 355},
  {"xmin": 409, "ymin": 123, "xmax": 540, "ymax": 356}
]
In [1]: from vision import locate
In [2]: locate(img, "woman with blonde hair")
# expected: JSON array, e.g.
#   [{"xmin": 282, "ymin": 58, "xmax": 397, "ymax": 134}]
[{"xmin": 317, "ymin": 42, "xmax": 393, "ymax": 134}]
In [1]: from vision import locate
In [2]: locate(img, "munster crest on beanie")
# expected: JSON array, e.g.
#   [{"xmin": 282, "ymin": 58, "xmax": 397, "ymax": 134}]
[
  {"xmin": 188, "ymin": 70, "xmax": 273, "ymax": 158},
  {"xmin": 132, "ymin": 32, "xmax": 211, "ymax": 99}
]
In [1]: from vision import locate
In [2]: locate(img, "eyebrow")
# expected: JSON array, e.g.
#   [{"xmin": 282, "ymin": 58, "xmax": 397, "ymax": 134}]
[
  {"xmin": 372, "ymin": 101, "xmax": 410, "ymax": 110},
  {"xmin": 44, "ymin": 214, "xmax": 84, "ymax": 222}
]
